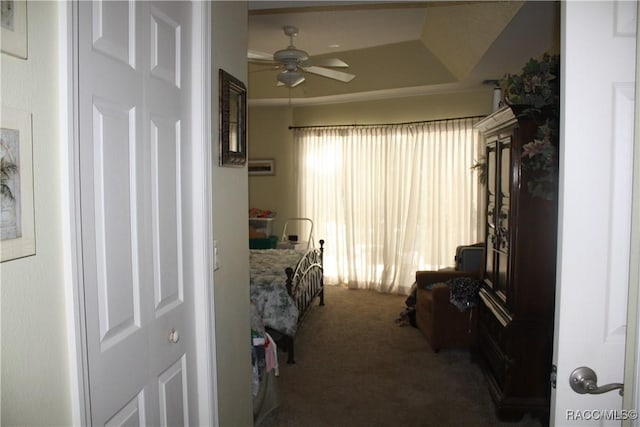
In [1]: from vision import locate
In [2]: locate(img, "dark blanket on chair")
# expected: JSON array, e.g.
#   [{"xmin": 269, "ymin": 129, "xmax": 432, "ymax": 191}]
[{"xmin": 446, "ymin": 277, "xmax": 482, "ymax": 311}]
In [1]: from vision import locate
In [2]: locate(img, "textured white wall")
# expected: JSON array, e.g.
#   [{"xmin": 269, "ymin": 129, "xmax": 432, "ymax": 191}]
[{"xmin": 0, "ymin": 2, "xmax": 72, "ymax": 425}]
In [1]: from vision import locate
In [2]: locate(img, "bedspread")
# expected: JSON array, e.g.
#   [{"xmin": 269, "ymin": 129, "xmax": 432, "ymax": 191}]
[{"xmin": 249, "ymin": 249, "xmax": 303, "ymax": 337}]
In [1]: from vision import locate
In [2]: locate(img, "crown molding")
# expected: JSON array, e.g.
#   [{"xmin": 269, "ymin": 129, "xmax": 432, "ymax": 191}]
[{"xmin": 248, "ymin": 81, "xmax": 489, "ymax": 107}]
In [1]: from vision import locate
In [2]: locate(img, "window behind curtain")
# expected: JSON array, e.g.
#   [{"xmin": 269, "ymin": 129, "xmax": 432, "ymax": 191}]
[{"xmin": 294, "ymin": 118, "xmax": 484, "ymax": 295}]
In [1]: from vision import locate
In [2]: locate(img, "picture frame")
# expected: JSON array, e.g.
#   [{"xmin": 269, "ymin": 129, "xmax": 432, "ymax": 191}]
[
  {"xmin": 1, "ymin": 107, "xmax": 35, "ymax": 262},
  {"xmin": 219, "ymin": 69, "xmax": 247, "ymax": 167},
  {"xmin": 248, "ymin": 159, "xmax": 275, "ymax": 176},
  {"xmin": 1, "ymin": 0, "xmax": 28, "ymax": 59}
]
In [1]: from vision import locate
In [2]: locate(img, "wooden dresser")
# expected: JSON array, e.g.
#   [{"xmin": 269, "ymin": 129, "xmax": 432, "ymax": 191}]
[{"xmin": 474, "ymin": 105, "xmax": 558, "ymax": 420}]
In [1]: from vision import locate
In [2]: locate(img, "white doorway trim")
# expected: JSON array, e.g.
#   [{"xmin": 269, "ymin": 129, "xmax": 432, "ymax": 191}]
[
  {"xmin": 189, "ymin": 1, "xmax": 219, "ymax": 425},
  {"xmin": 61, "ymin": 2, "xmax": 217, "ymax": 425},
  {"xmin": 60, "ymin": 2, "xmax": 89, "ymax": 424}
]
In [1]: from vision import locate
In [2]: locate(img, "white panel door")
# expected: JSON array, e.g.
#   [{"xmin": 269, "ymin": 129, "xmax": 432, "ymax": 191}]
[
  {"xmin": 78, "ymin": 1, "xmax": 194, "ymax": 425},
  {"xmin": 552, "ymin": 1, "xmax": 636, "ymax": 425}
]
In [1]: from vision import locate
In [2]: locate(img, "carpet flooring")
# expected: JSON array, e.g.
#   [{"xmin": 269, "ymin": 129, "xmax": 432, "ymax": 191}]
[{"xmin": 259, "ymin": 284, "xmax": 545, "ymax": 427}]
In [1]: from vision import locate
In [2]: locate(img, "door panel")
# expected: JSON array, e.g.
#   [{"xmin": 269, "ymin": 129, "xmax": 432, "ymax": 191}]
[
  {"xmin": 158, "ymin": 355, "xmax": 189, "ymax": 427},
  {"xmin": 91, "ymin": 0, "xmax": 135, "ymax": 68},
  {"xmin": 104, "ymin": 392, "xmax": 146, "ymax": 427},
  {"xmin": 79, "ymin": 1, "xmax": 193, "ymax": 425},
  {"xmin": 149, "ymin": 8, "xmax": 181, "ymax": 87},
  {"xmin": 150, "ymin": 116, "xmax": 183, "ymax": 316},
  {"xmin": 606, "ymin": 83, "xmax": 636, "ymax": 338},
  {"xmin": 92, "ymin": 98, "xmax": 141, "ymax": 349}
]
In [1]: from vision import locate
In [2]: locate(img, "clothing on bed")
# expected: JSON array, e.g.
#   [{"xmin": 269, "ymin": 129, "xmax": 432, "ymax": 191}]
[
  {"xmin": 264, "ymin": 332, "xmax": 278, "ymax": 376},
  {"xmin": 251, "ymin": 335, "xmax": 278, "ymax": 390},
  {"xmin": 250, "ymin": 302, "xmax": 279, "ymax": 426}
]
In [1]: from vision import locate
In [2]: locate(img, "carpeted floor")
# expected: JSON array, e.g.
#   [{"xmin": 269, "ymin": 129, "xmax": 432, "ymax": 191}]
[{"xmin": 259, "ymin": 284, "xmax": 545, "ymax": 427}]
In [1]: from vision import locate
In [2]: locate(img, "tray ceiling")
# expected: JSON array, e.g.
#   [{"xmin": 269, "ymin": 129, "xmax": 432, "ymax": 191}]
[{"xmin": 248, "ymin": 1, "xmax": 560, "ymax": 105}]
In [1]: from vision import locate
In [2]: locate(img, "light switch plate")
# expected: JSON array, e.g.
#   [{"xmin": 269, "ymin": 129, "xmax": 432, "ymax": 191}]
[{"xmin": 214, "ymin": 240, "xmax": 220, "ymax": 271}]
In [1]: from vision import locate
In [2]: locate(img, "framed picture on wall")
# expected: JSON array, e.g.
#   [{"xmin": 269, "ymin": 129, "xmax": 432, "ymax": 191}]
[
  {"xmin": 248, "ymin": 159, "xmax": 275, "ymax": 176},
  {"xmin": 219, "ymin": 69, "xmax": 247, "ymax": 167},
  {"xmin": 1, "ymin": 0, "xmax": 28, "ymax": 59},
  {"xmin": 1, "ymin": 107, "xmax": 35, "ymax": 262}
]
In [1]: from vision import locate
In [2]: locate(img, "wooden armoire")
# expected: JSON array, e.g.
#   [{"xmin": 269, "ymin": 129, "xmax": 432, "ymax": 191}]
[{"xmin": 474, "ymin": 105, "xmax": 558, "ymax": 420}]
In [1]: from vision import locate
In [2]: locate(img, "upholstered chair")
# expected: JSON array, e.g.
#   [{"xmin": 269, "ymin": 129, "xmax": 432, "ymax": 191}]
[{"xmin": 415, "ymin": 245, "xmax": 484, "ymax": 352}]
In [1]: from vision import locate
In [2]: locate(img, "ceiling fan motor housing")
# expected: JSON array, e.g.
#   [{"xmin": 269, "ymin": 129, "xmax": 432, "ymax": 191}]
[{"xmin": 273, "ymin": 47, "xmax": 309, "ymax": 64}]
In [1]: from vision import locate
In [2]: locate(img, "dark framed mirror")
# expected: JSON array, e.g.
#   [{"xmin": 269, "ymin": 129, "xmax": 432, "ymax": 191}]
[{"xmin": 219, "ymin": 69, "xmax": 247, "ymax": 166}]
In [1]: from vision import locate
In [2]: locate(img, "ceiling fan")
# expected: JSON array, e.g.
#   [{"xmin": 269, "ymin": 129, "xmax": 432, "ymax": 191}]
[{"xmin": 249, "ymin": 25, "xmax": 356, "ymax": 88}]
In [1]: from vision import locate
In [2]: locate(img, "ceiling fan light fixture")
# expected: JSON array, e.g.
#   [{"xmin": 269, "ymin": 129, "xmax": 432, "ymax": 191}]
[{"xmin": 277, "ymin": 70, "xmax": 305, "ymax": 87}]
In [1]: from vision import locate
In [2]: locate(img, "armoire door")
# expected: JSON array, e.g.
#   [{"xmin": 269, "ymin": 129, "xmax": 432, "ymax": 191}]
[
  {"xmin": 495, "ymin": 136, "xmax": 511, "ymax": 303},
  {"xmin": 484, "ymin": 135, "xmax": 511, "ymax": 303}
]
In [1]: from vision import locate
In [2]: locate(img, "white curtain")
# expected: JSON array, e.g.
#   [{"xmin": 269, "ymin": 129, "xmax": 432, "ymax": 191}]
[{"xmin": 294, "ymin": 118, "xmax": 484, "ymax": 295}]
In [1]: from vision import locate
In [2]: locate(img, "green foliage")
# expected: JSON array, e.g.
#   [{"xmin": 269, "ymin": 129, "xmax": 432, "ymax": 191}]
[
  {"xmin": 521, "ymin": 119, "xmax": 559, "ymax": 200},
  {"xmin": 501, "ymin": 53, "xmax": 560, "ymax": 112},
  {"xmin": 499, "ymin": 53, "xmax": 560, "ymax": 200},
  {"xmin": 471, "ymin": 156, "xmax": 487, "ymax": 185}
]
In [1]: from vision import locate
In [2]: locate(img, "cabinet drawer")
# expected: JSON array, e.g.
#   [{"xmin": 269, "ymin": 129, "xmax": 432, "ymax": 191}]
[
  {"xmin": 479, "ymin": 329, "xmax": 508, "ymax": 390},
  {"xmin": 478, "ymin": 299, "xmax": 512, "ymax": 391},
  {"xmin": 479, "ymin": 303, "xmax": 508, "ymax": 352}
]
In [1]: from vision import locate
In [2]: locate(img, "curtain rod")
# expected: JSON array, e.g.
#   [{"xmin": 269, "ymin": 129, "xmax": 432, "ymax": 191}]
[{"xmin": 288, "ymin": 115, "xmax": 486, "ymax": 130}]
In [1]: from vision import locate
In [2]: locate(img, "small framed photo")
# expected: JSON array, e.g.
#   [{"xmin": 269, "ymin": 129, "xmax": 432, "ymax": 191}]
[
  {"xmin": 248, "ymin": 159, "xmax": 275, "ymax": 176},
  {"xmin": 1, "ymin": 107, "xmax": 35, "ymax": 262},
  {"xmin": 1, "ymin": 0, "xmax": 28, "ymax": 59}
]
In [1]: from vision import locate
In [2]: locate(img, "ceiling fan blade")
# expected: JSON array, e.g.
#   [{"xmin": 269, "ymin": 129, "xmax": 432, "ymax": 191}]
[
  {"xmin": 302, "ymin": 57, "xmax": 349, "ymax": 68},
  {"xmin": 249, "ymin": 61, "xmax": 282, "ymax": 69},
  {"xmin": 248, "ymin": 49, "xmax": 274, "ymax": 60},
  {"xmin": 291, "ymin": 76, "xmax": 306, "ymax": 87},
  {"xmin": 301, "ymin": 66, "xmax": 356, "ymax": 83},
  {"xmin": 249, "ymin": 65, "xmax": 283, "ymax": 74}
]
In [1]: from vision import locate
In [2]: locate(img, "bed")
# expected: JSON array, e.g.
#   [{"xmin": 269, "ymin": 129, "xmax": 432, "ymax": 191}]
[{"xmin": 249, "ymin": 239, "xmax": 325, "ymax": 364}]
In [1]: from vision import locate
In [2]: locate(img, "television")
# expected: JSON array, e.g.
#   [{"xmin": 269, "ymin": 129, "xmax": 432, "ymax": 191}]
[{"xmin": 454, "ymin": 245, "xmax": 484, "ymax": 272}]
